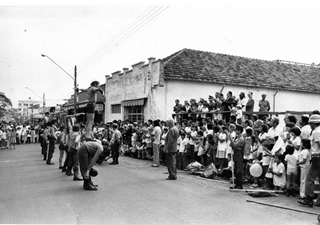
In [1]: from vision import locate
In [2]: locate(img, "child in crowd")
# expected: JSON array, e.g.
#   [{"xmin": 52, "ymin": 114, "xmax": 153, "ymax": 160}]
[
  {"xmin": 216, "ymin": 126, "xmax": 228, "ymax": 171},
  {"xmin": 130, "ymin": 131, "xmax": 137, "ymax": 158},
  {"xmin": 287, "ymin": 127, "xmax": 301, "ymax": 156},
  {"xmin": 297, "ymin": 139, "xmax": 311, "ymax": 199},
  {"xmin": 1, "ymin": 129, "xmax": 7, "ymax": 149},
  {"xmin": 284, "ymin": 144, "xmax": 298, "ymax": 196},
  {"xmin": 58, "ymin": 127, "xmax": 67, "ymax": 169},
  {"xmin": 189, "ymin": 125, "xmax": 198, "ymax": 162},
  {"xmin": 236, "ymin": 105, "xmax": 243, "ymax": 125},
  {"xmin": 226, "ymin": 124, "xmax": 236, "ymax": 158},
  {"xmin": 220, "ymin": 153, "xmax": 234, "ymax": 181},
  {"xmin": 159, "ymin": 127, "xmax": 168, "ymax": 165},
  {"xmin": 270, "ymin": 154, "xmax": 286, "ymax": 190},
  {"xmin": 196, "ymin": 131, "xmax": 206, "ymax": 165},
  {"xmin": 10, "ymin": 128, "xmax": 16, "ymax": 149},
  {"xmin": 145, "ymin": 127, "xmax": 153, "ymax": 159},
  {"xmin": 243, "ymin": 128, "xmax": 253, "ymax": 181},
  {"xmin": 177, "ymin": 132, "xmax": 187, "ymax": 170},
  {"xmin": 6, "ymin": 128, "xmax": 12, "ymax": 149},
  {"xmin": 26, "ymin": 128, "xmax": 31, "ymax": 144}
]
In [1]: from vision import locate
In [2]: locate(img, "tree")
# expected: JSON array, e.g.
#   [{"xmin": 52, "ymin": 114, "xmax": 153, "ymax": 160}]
[{"xmin": 0, "ymin": 92, "xmax": 12, "ymax": 118}]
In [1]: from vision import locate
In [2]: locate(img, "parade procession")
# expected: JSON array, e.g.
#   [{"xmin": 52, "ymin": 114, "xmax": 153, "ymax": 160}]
[{"xmin": 0, "ymin": 1, "xmax": 320, "ymax": 225}]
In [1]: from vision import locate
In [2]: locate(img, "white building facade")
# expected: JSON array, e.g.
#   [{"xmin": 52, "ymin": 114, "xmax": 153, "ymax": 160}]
[{"xmin": 18, "ymin": 98, "xmax": 42, "ymax": 120}]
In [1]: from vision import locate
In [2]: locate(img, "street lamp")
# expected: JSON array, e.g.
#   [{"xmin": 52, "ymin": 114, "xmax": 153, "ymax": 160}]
[{"xmin": 41, "ymin": 54, "xmax": 77, "ymax": 113}]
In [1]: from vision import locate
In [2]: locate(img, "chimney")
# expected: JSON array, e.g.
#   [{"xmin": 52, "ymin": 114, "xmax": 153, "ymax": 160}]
[{"xmin": 123, "ymin": 67, "xmax": 129, "ymax": 75}]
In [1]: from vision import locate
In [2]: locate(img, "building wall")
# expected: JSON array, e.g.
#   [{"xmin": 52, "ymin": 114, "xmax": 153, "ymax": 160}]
[
  {"xmin": 164, "ymin": 80, "xmax": 320, "ymax": 119},
  {"xmin": 104, "ymin": 58, "xmax": 320, "ymax": 124},
  {"xmin": 104, "ymin": 58, "xmax": 162, "ymax": 123}
]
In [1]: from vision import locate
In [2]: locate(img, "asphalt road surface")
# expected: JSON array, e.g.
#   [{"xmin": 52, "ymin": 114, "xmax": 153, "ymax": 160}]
[{"xmin": 0, "ymin": 143, "xmax": 318, "ymax": 225}]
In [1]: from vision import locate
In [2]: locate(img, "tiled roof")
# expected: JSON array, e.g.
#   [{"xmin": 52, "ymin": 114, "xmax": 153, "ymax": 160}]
[{"xmin": 162, "ymin": 48, "xmax": 320, "ymax": 94}]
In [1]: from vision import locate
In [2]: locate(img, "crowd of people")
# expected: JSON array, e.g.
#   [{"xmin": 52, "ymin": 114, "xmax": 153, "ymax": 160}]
[
  {"xmin": 1, "ymin": 89, "xmax": 320, "ymax": 207},
  {"xmin": 0, "ymin": 121, "xmax": 43, "ymax": 150}
]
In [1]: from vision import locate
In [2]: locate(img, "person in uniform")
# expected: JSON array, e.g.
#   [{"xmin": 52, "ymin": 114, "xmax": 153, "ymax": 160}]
[
  {"xmin": 78, "ymin": 141, "xmax": 103, "ymax": 190},
  {"xmin": 227, "ymin": 124, "xmax": 245, "ymax": 189},
  {"xmin": 46, "ymin": 120, "xmax": 58, "ymax": 165},
  {"xmin": 109, "ymin": 123, "xmax": 122, "ymax": 165},
  {"xmin": 66, "ymin": 124, "xmax": 83, "ymax": 180},
  {"xmin": 79, "ymin": 81, "xmax": 104, "ymax": 141}
]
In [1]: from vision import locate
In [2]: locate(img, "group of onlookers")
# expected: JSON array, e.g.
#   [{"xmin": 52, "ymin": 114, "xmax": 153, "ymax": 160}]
[{"xmin": 0, "ymin": 121, "xmax": 42, "ymax": 149}]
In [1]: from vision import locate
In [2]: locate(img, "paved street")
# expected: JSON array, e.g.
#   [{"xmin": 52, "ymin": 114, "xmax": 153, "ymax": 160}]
[{"xmin": 0, "ymin": 143, "xmax": 318, "ymax": 225}]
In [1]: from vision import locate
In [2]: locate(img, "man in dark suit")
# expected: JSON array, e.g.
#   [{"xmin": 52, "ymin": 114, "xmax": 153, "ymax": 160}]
[{"xmin": 164, "ymin": 118, "xmax": 180, "ymax": 180}]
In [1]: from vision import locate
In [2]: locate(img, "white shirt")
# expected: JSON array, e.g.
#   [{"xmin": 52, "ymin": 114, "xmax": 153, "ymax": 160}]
[
  {"xmin": 310, "ymin": 126, "xmax": 320, "ymax": 155},
  {"xmin": 285, "ymin": 154, "xmax": 298, "ymax": 169},
  {"xmin": 152, "ymin": 126, "xmax": 162, "ymax": 145},
  {"xmin": 298, "ymin": 149, "xmax": 311, "ymax": 168},
  {"xmin": 268, "ymin": 126, "xmax": 281, "ymax": 139},
  {"xmin": 300, "ymin": 125, "xmax": 311, "ymax": 140},
  {"xmin": 238, "ymin": 98, "xmax": 247, "ymax": 111},
  {"xmin": 236, "ymin": 109, "xmax": 243, "ymax": 119},
  {"xmin": 272, "ymin": 162, "xmax": 286, "ymax": 187},
  {"xmin": 189, "ymin": 131, "xmax": 197, "ymax": 145},
  {"xmin": 179, "ymin": 137, "xmax": 189, "ymax": 153}
]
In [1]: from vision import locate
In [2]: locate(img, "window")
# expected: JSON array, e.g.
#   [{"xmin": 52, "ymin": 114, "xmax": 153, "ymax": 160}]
[
  {"xmin": 111, "ymin": 104, "xmax": 121, "ymax": 114},
  {"xmin": 19, "ymin": 103, "xmax": 22, "ymax": 106},
  {"xmin": 127, "ymin": 105, "xmax": 144, "ymax": 122}
]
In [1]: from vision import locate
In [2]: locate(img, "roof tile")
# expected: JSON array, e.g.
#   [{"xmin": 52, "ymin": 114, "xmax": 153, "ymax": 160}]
[{"xmin": 163, "ymin": 48, "xmax": 320, "ymax": 93}]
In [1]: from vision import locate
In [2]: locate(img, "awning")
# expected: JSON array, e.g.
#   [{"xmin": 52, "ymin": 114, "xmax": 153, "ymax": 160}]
[{"xmin": 121, "ymin": 98, "xmax": 146, "ymax": 107}]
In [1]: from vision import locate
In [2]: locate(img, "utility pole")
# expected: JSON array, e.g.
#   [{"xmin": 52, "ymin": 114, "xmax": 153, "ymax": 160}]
[
  {"xmin": 74, "ymin": 66, "xmax": 77, "ymax": 113},
  {"xmin": 43, "ymin": 93, "xmax": 46, "ymax": 119}
]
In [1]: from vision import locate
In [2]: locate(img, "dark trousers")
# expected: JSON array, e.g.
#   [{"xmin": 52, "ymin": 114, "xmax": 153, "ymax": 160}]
[
  {"xmin": 177, "ymin": 152, "xmax": 184, "ymax": 170},
  {"xmin": 47, "ymin": 137, "xmax": 55, "ymax": 162},
  {"xmin": 111, "ymin": 140, "xmax": 120, "ymax": 163},
  {"xmin": 166, "ymin": 152, "xmax": 177, "ymax": 179},
  {"xmin": 67, "ymin": 147, "xmax": 80, "ymax": 176},
  {"xmin": 78, "ymin": 145, "xmax": 91, "ymax": 179},
  {"xmin": 234, "ymin": 151, "xmax": 243, "ymax": 188},
  {"xmin": 305, "ymin": 160, "xmax": 320, "ymax": 198},
  {"xmin": 41, "ymin": 140, "xmax": 48, "ymax": 158}
]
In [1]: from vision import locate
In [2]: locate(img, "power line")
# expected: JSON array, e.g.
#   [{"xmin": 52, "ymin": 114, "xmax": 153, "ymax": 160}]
[
  {"xmin": 79, "ymin": 6, "xmax": 169, "ymax": 71},
  {"xmin": 79, "ymin": 6, "xmax": 157, "ymax": 68}
]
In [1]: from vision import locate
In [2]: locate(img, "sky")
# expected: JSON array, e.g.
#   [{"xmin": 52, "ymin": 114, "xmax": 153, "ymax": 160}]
[{"xmin": 0, "ymin": 0, "xmax": 319, "ymax": 108}]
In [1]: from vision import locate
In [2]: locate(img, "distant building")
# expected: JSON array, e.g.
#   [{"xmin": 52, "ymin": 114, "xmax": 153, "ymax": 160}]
[
  {"xmin": 104, "ymin": 48, "xmax": 320, "ymax": 123},
  {"xmin": 18, "ymin": 97, "xmax": 42, "ymax": 120}
]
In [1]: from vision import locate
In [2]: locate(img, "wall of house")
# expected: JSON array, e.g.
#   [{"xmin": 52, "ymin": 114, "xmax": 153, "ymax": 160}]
[{"xmin": 164, "ymin": 80, "xmax": 320, "ymax": 121}]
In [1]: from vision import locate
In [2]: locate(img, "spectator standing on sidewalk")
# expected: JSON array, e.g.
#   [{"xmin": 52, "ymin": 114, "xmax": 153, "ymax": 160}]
[
  {"xmin": 258, "ymin": 94, "xmax": 270, "ymax": 120},
  {"xmin": 298, "ymin": 114, "xmax": 320, "ymax": 207},
  {"xmin": 151, "ymin": 120, "xmax": 161, "ymax": 167},
  {"xmin": 245, "ymin": 92, "xmax": 255, "ymax": 119},
  {"xmin": 164, "ymin": 118, "xmax": 179, "ymax": 180}
]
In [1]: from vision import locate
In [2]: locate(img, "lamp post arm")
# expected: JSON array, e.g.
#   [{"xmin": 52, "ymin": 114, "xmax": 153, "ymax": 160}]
[{"xmin": 42, "ymin": 55, "xmax": 74, "ymax": 80}]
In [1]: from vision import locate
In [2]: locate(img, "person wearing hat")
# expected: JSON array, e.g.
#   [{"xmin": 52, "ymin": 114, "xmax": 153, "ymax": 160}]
[
  {"xmin": 226, "ymin": 124, "xmax": 245, "ymax": 189},
  {"xmin": 109, "ymin": 123, "xmax": 122, "ymax": 165},
  {"xmin": 298, "ymin": 114, "xmax": 320, "ymax": 207},
  {"xmin": 79, "ymin": 81, "xmax": 104, "ymax": 141},
  {"xmin": 164, "ymin": 118, "xmax": 180, "ymax": 180},
  {"xmin": 65, "ymin": 124, "xmax": 83, "ymax": 180},
  {"xmin": 78, "ymin": 141, "xmax": 103, "ymax": 190}
]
